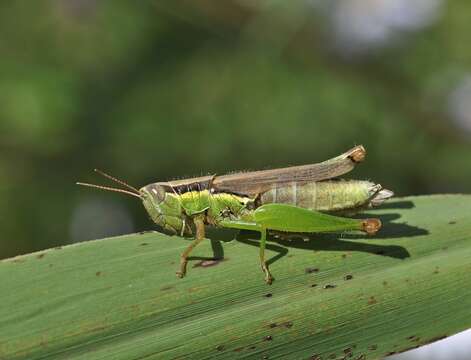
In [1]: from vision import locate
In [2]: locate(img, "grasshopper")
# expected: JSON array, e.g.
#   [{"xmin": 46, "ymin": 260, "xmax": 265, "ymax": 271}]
[{"xmin": 77, "ymin": 145, "xmax": 393, "ymax": 284}]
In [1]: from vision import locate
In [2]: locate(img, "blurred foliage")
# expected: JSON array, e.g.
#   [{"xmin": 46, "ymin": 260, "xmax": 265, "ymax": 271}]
[{"xmin": 0, "ymin": 0, "xmax": 471, "ymax": 259}]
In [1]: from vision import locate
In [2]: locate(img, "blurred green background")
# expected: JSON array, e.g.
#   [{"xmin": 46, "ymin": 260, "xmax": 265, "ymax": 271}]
[
  {"xmin": 1, "ymin": 0, "xmax": 470, "ymax": 260},
  {"xmin": 1, "ymin": 1, "xmax": 470, "ymax": 358}
]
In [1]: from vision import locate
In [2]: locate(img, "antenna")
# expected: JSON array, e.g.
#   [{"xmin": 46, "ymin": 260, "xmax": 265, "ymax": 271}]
[
  {"xmin": 76, "ymin": 182, "xmax": 142, "ymax": 199},
  {"xmin": 93, "ymin": 168, "xmax": 140, "ymax": 194}
]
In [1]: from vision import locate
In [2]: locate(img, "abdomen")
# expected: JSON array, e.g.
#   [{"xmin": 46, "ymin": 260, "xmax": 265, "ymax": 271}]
[{"xmin": 259, "ymin": 180, "xmax": 378, "ymax": 213}]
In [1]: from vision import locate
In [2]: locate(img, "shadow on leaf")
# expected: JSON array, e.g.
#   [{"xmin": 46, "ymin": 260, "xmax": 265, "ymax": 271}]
[
  {"xmin": 190, "ymin": 206, "xmax": 428, "ymax": 268},
  {"xmin": 375, "ymin": 200, "xmax": 415, "ymax": 210},
  {"xmin": 234, "ymin": 211, "xmax": 429, "ymax": 267}
]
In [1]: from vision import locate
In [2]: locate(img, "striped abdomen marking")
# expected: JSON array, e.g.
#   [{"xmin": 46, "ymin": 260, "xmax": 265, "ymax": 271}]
[{"xmin": 259, "ymin": 180, "xmax": 379, "ymax": 212}]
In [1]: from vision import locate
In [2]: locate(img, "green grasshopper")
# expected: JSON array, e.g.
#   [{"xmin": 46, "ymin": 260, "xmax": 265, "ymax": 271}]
[{"xmin": 77, "ymin": 145, "xmax": 393, "ymax": 284}]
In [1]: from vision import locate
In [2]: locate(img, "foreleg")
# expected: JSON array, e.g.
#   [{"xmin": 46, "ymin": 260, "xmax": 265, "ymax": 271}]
[{"xmin": 176, "ymin": 215, "xmax": 206, "ymax": 278}]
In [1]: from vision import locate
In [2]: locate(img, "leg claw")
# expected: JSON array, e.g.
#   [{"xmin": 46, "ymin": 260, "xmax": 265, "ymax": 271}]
[{"xmin": 261, "ymin": 263, "xmax": 274, "ymax": 285}]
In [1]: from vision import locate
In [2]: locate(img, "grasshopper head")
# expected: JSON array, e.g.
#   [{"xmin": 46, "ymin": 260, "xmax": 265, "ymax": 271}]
[
  {"xmin": 140, "ymin": 183, "xmax": 186, "ymax": 235},
  {"xmin": 77, "ymin": 170, "xmax": 186, "ymax": 235},
  {"xmin": 140, "ymin": 183, "xmax": 167, "ymax": 225}
]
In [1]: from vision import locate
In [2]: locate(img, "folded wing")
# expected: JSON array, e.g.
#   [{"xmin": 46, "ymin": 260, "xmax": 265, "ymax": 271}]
[{"xmin": 211, "ymin": 145, "xmax": 366, "ymax": 196}]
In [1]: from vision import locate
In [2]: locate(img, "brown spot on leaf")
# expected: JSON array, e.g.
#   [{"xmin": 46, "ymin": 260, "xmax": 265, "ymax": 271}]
[
  {"xmin": 344, "ymin": 274, "xmax": 353, "ymax": 280},
  {"xmin": 268, "ymin": 323, "xmax": 277, "ymax": 328},
  {"xmin": 449, "ymin": 220, "xmax": 456, "ymax": 225},
  {"xmin": 311, "ymin": 284, "xmax": 318, "ymax": 288},
  {"xmin": 37, "ymin": 253, "xmax": 45, "ymax": 259},
  {"xmin": 264, "ymin": 335, "xmax": 273, "ymax": 341},
  {"xmin": 95, "ymin": 271, "xmax": 101, "ymax": 276},
  {"xmin": 324, "ymin": 284, "xmax": 336, "ymax": 289},
  {"xmin": 305, "ymin": 267, "xmax": 319, "ymax": 274},
  {"xmin": 368, "ymin": 296, "xmax": 377, "ymax": 305},
  {"xmin": 343, "ymin": 347, "xmax": 353, "ymax": 354},
  {"xmin": 264, "ymin": 293, "xmax": 273, "ymax": 298},
  {"xmin": 216, "ymin": 345, "xmax": 225, "ymax": 351},
  {"xmin": 140, "ymin": 242, "xmax": 149, "ymax": 246},
  {"xmin": 160, "ymin": 285, "xmax": 174, "ymax": 291},
  {"xmin": 310, "ymin": 356, "xmax": 321, "ymax": 360},
  {"xmin": 193, "ymin": 259, "xmax": 223, "ymax": 268}
]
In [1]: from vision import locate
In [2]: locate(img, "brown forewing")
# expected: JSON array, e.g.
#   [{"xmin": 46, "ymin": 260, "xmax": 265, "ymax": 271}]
[
  {"xmin": 162, "ymin": 145, "xmax": 365, "ymax": 197},
  {"xmin": 211, "ymin": 145, "xmax": 365, "ymax": 196}
]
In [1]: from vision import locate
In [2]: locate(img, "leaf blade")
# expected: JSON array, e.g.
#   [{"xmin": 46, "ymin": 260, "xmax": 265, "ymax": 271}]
[{"xmin": 1, "ymin": 195, "xmax": 470, "ymax": 360}]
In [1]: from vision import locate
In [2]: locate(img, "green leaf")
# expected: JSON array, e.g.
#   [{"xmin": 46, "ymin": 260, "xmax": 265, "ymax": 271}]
[{"xmin": 1, "ymin": 195, "xmax": 470, "ymax": 359}]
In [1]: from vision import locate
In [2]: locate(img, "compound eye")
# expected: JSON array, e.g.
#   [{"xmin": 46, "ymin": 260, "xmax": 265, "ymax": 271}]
[{"xmin": 148, "ymin": 185, "xmax": 166, "ymax": 203}]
